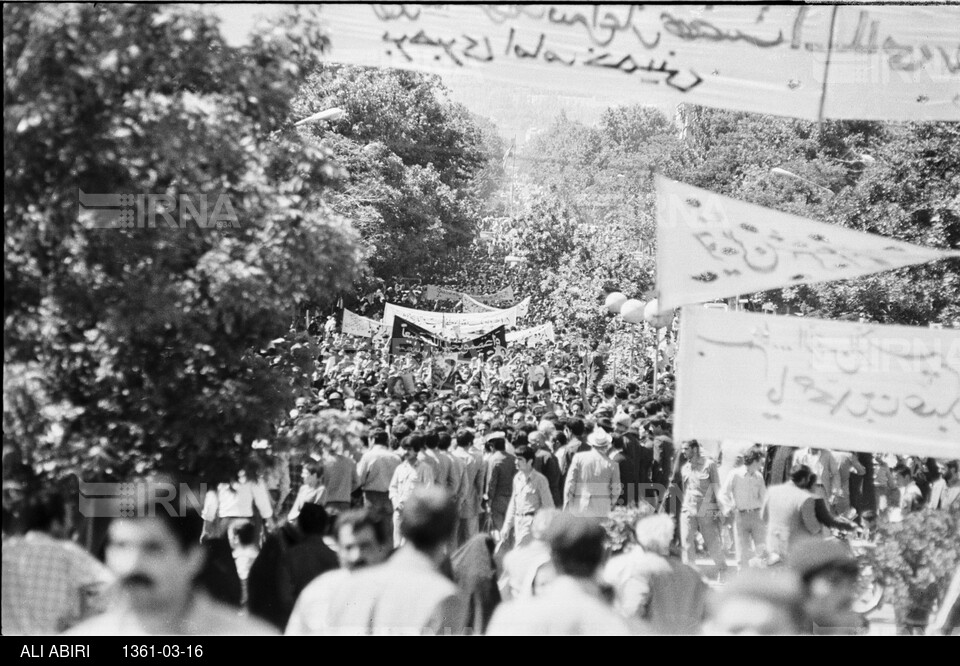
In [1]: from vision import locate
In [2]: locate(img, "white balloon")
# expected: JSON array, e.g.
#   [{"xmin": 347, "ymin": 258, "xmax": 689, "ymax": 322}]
[
  {"xmin": 644, "ymin": 299, "xmax": 673, "ymax": 328},
  {"xmin": 620, "ymin": 299, "xmax": 646, "ymax": 324},
  {"xmin": 604, "ymin": 292, "xmax": 628, "ymax": 314}
]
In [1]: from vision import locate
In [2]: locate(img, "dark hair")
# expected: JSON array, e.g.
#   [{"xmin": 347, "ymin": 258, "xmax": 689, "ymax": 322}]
[
  {"xmin": 456, "ymin": 429, "xmax": 474, "ymax": 448},
  {"xmin": 298, "ymin": 503, "xmax": 329, "ymax": 536},
  {"xmin": 400, "ymin": 488, "xmax": 457, "ymax": 550},
  {"xmin": 336, "ymin": 508, "xmax": 391, "ymax": 546},
  {"xmin": 790, "ymin": 464, "xmax": 814, "ymax": 486},
  {"xmin": 232, "ymin": 520, "xmax": 257, "ymax": 547},
  {"xmin": 23, "ymin": 491, "xmax": 65, "ymax": 533},
  {"xmin": 547, "ymin": 514, "xmax": 605, "ymax": 578},
  {"xmin": 894, "ymin": 464, "xmax": 913, "ymax": 480},
  {"xmin": 602, "ymin": 383, "xmax": 616, "ymax": 398},
  {"xmin": 303, "ymin": 462, "xmax": 323, "ymax": 477},
  {"xmin": 370, "ymin": 428, "xmax": 389, "ymax": 446},
  {"xmin": 615, "ymin": 388, "xmax": 629, "ymax": 401},
  {"xmin": 436, "ymin": 431, "xmax": 452, "ymax": 451},
  {"xmin": 512, "ymin": 431, "xmax": 529, "ymax": 448},
  {"xmin": 490, "ymin": 437, "xmax": 507, "ymax": 452},
  {"xmin": 401, "ymin": 433, "xmax": 425, "ymax": 453},
  {"xmin": 514, "ymin": 445, "xmax": 535, "ymax": 463},
  {"xmin": 565, "ymin": 418, "xmax": 585, "ymax": 438},
  {"xmin": 743, "ymin": 450, "xmax": 763, "ymax": 466}
]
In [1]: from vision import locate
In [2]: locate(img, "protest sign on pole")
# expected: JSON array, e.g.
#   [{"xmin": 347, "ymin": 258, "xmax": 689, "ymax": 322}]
[
  {"xmin": 383, "ymin": 299, "xmax": 529, "ymax": 338},
  {"xmin": 656, "ymin": 177, "xmax": 960, "ymax": 312},
  {"xmin": 674, "ymin": 306, "xmax": 960, "ymax": 459},
  {"xmin": 320, "ymin": 4, "xmax": 960, "ymax": 122}
]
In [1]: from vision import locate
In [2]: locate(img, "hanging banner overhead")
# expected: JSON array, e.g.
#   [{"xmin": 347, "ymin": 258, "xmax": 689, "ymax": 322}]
[
  {"xmin": 655, "ymin": 176, "xmax": 960, "ymax": 312},
  {"xmin": 506, "ymin": 322, "xmax": 557, "ymax": 346},
  {"xmin": 674, "ymin": 307, "xmax": 960, "ymax": 459},
  {"xmin": 319, "ymin": 4, "xmax": 960, "ymax": 122},
  {"xmin": 342, "ymin": 309, "xmax": 387, "ymax": 338},
  {"xmin": 461, "ymin": 293, "xmax": 500, "ymax": 313},
  {"xmin": 391, "ymin": 316, "xmax": 507, "ymax": 359},
  {"xmin": 467, "ymin": 286, "xmax": 515, "ymax": 306},
  {"xmin": 383, "ymin": 298, "xmax": 531, "ymax": 338}
]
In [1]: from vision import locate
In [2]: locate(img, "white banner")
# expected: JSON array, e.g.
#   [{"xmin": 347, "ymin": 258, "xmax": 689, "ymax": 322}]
[
  {"xmin": 382, "ymin": 298, "xmax": 531, "ymax": 339},
  {"xmin": 656, "ymin": 177, "xmax": 960, "ymax": 312},
  {"xmin": 461, "ymin": 293, "xmax": 500, "ymax": 313},
  {"xmin": 342, "ymin": 309, "xmax": 387, "ymax": 338},
  {"xmin": 506, "ymin": 322, "xmax": 557, "ymax": 346},
  {"xmin": 467, "ymin": 286, "xmax": 515, "ymax": 305},
  {"xmin": 319, "ymin": 4, "xmax": 960, "ymax": 122},
  {"xmin": 674, "ymin": 307, "xmax": 960, "ymax": 459}
]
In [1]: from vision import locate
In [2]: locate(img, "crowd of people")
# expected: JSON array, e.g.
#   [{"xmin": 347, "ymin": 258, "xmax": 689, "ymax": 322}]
[{"xmin": 4, "ymin": 295, "xmax": 958, "ymax": 635}]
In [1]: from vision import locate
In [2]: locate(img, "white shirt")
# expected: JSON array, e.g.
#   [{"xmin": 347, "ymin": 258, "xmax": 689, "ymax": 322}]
[{"xmin": 202, "ymin": 480, "xmax": 274, "ymax": 521}]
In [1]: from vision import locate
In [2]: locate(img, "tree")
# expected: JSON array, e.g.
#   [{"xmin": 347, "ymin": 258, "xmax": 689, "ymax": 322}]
[
  {"xmin": 4, "ymin": 4, "xmax": 362, "ymax": 481},
  {"xmin": 291, "ymin": 66, "xmax": 494, "ymax": 287}
]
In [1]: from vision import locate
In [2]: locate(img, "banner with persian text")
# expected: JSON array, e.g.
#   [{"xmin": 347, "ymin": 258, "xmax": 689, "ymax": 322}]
[
  {"xmin": 342, "ymin": 309, "xmax": 387, "ymax": 338},
  {"xmin": 461, "ymin": 293, "xmax": 500, "ymax": 313},
  {"xmin": 319, "ymin": 4, "xmax": 960, "ymax": 122},
  {"xmin": 656, "ymin": 177, "xmax": 960, "ymax": 312},
  {"xmin": 383, "ymin": 298, "xmax": 531, "ymax": 338},
  {"xmin": 391, "ymin": 316, "xmax": 507, "ymax": 359},
  {"xmin": 506, "ymin": 322, "xmax": 557, "ymax": 346},
  {"xmin": 674, "ymin": 307, "xmax": 960, "ymax": 458}
]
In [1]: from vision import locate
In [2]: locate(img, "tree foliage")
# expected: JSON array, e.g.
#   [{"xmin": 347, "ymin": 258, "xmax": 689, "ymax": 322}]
[
  {"xmin": 291, "ymin": 66, "xmax": 499, "ymax": 286},
  {"xmin": 4, "ymin": 4, "xmax": 362, "ymax": 481}
]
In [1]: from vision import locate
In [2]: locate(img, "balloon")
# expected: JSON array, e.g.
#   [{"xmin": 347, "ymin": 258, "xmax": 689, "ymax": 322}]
[
  {"xmin": 644, "ymin": 299, "xmax": 673, "ymax": 328},
  {"xmin": 604, "ymin": 292, "xmax": 627, "ymax": 314},
  {"xmin": 620, "ymin": 299, "xmax": 646, "ymax": 324}
]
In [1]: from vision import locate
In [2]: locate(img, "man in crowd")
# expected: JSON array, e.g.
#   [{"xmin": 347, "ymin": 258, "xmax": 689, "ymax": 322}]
[
  {"xmin": 66, "ymin": 481, "xmax": 276, "ymax": 635},
  {"xmin": 795, "ymin": 447, "xmax": 841, "ymax": 505},
  {"xmin": 679, "ymin": 440, "xmax": 727, "ymax": 579},
  {"xmin": 604, "ymin": 514, "xmax": 708, "ymax": 635},
  {"xmin": 388, "ymin": 435, "xmax": 436, "ymax": 547},
  {"xmin": 563, "ymin": 427, "xmax": 621, "ymax": 518},
  {"xmin": 499, "ymin": 445, "xmax": 555, "ymax": 548},
  {"xmin": 306, "ymin": 487, "xmax": 468, "ymax": 635},
  {"xmin": 789, "ymin": 538, "xmax": 868, "ymax": 635},
  {"xmin": 285, "ymin": 508, "xmax": 393, "ymax": 635},
  {"xmin": 2, "ymin": 492, "xmax": 114, "ymax": 634},
  {"xmin": 556, "ymin": 417, "xmax": 589, "ymax": 490},
  {"xmin": 528, "ymin": 430, "xmax": 562, "ymax": 507},
  {"xmin": 930, "ymin": 459, "xmax": 960, "ymax": 511},
  {"xmin": 357, "ymin": 428, "xmax": 401, "ymax": 514},
  {"xmin": 287, "ymin": 461, "xmax": 325, "ymax": 523},
  {"xmin": 450, "ymin": 428, "xmax": 484, "ymax": 544},
  {"xmin": 763, "ymin": 465, "xmax": 823, "ymax": 563},
  {"xmin": 484, "ymin": 430, "xmax": 516, "ymax": 532},
  {"xmin": 894, "ymin": 464, "xmax": 925, "ymax": 515},
  {"xmin": 487, "ymin": 514, "xmax": 633, "ymax": 635},
  {"xmin": 721, "ymin": 449, "xmax": 767, "ymax": 569}
]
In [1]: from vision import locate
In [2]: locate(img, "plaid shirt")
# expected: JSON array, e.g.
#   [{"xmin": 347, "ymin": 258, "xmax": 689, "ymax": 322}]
[{"xmin": 2, "ymin": 532, "xmax": 114, "ymax": 635}]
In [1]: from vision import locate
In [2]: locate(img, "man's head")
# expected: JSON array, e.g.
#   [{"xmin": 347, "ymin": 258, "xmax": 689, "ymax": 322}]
[
  {"xmin": 546, "ymin": 514, "xmax": 605, "ymax": 579},
  {"xmin": 22, "ymin": 491, "xmax": 68, "ymax": 538},
  {"xmin": 790, "ymin": 464, "xmax": 816, "ymax": 490},
  {"xmin": 335, "ymin": 509, "xmax": 392, "ymax": 570},
  {"xmin": 301, "ymin": 462, "xmax": 323, "ymax": 489},
  {"xmin": 941, "ymin": 459, "xmax": 958, "ymax": 482},
  {"xmin": 893, "ymin": 464, "xmax": 913, "ymax": 488},
  {"xmin": 634, "ymin": 514, "xmax": 674, "ymax": 557},
  {"xmin": 704, "ymin": 570, "xmax": 805, "ymax": 635},
  {"xmin": 744, "ymin": 449, "xmax": 763, "ymax": 472},
  {"xmin": 400, "ymin": 434, "xmax": 424, "ymax": 463},
  {"xmin": 399, "ymin": 487, "xmax": 457, "ymax": 556},
  {"xmin": 681, "ymin": 440, "xmax": 701, "ymax": 462},
  {"xmin": 105, "ymin": 485, "xmax": 206, "ymax": 614},
  {"xmin": 514, "ymin": 445, "xmax": 535, "ymax": 475},
  {"xmin": 789, "ymin": 538, "xmax": 860, "ymax": 627}
]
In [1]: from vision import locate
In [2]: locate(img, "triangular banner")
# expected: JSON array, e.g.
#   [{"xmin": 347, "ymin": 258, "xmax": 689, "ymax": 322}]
[{"xmin": 656, "ymin": 176, "xmax": 960, "ymax": 311}]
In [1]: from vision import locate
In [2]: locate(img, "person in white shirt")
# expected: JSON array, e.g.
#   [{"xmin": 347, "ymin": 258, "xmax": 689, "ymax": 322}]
[
  {"xmin": 287, "ymin": 462, "xmax": 326, "ymax": 523},
  {"xmin": 388, "ymin": 435, "xmax": 436, "ymax": 547},
  {"xmin": 721, "ymin": 450, "xmax": 768, "ymax": 568},
  {"xmin": 356, "ymin": 428, "xmax": 401, "ymax": 514},
  {"xmin": 201, "ymin": 469, "xmax": 275, "ymax": 541}
]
